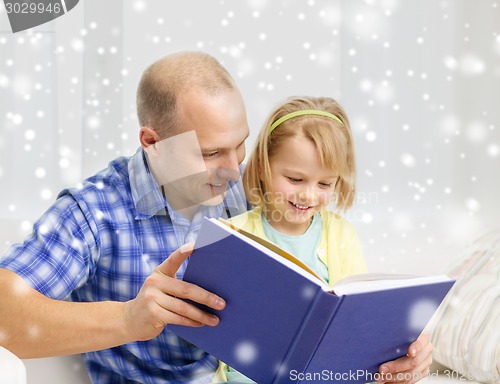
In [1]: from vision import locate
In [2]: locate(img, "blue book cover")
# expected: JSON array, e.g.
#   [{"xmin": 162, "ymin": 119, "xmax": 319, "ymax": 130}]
[{"xmin": 169, "ymin": 218, "xmax": 454, "ymax": 383}]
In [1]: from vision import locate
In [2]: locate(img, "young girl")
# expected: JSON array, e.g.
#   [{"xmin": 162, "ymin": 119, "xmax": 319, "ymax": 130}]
[
  {"xmin": 213, "ymin": 96, "xmax": 366, "ymax": 382},
  {"xmin": 214, "ymin": 96, "xmax": 433, "ymax": 383}
]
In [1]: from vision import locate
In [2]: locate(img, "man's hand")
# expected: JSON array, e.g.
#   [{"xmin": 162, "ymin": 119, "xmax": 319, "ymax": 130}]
[
  {"xmin": 123, "ymin": 243, "xmax": 226, "ymax": 341},
  {"xmin": 377, "ymin": 332, "xmax": 433, "ymax": 384}
]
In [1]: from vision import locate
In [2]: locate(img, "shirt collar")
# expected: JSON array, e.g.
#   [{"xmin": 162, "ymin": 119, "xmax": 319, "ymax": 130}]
[{"xmin": 129, "ymin": 148, "xmax": 247, "ymax": 222}]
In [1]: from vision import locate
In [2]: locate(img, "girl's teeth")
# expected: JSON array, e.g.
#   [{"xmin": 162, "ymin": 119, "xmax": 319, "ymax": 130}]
[{"xmin": 292, "ymin": 202, "xmax": 309, "ymax": 209}]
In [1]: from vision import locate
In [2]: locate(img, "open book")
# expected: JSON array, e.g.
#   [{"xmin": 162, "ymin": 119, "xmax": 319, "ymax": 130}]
[{"xmin": 169, "ymin": 218, "xmax": 454, "ymax": 384}]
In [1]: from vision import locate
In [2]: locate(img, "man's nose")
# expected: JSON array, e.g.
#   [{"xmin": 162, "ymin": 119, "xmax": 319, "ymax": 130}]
[{"xmin": 216, "ymin": 152, "xmax": 241, "ymax": 181}]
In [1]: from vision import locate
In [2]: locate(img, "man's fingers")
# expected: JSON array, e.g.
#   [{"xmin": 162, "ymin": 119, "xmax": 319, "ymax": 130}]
[
  {"xmin": 159, "ymin": 294, "xmax": 221, "ymax": 326},
  {"xmin": 147, "ymin": 274, "xmax": 226, "ymax": 312},
  {"xmin": 156, "ymin": 242, "xmax": 194, "ymax": 277}
]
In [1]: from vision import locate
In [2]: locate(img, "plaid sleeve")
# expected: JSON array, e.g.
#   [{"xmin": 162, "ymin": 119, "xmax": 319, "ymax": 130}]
[{"xmin": 0, "ymin": 194, "xmax": 99, "ymax": 299}]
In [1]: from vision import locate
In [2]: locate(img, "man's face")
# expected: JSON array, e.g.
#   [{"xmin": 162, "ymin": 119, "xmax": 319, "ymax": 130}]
[{"xmin": 144, "ymin": 88, "xmax": 249, "ymax": 214}]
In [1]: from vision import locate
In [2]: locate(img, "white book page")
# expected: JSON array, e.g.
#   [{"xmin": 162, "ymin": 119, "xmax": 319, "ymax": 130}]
[{"xmin": 332, "ymin": 273, "xmax": 452, "ymax": 295}]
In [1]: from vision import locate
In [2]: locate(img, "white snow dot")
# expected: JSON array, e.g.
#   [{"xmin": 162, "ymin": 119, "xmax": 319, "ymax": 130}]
[
  {"xmin": 133, "ymin": 0, "xmax": 146, "ymax": 12},
  {"xmin": 20, "ymin": 221, "xmax": 31, "ymax": 232},
  {"xmin": 360, "ymin": 79, "xmax": 373, "ymax": 92},
  {"xmin": 408, "ymin": 299, "xmax": 439, "ymax": 332},
  {"xmin": 41, "ymin": 189, "xmax": 52, "ymax": 200},
  {"xmin": 365, "ymin": 131, "xmax": 377, "ymax": 142},
  {"xmin": 24, "ymin": 129, "xmax": 35, "ymax": 140},
  {"xmin": 466, "ymin": 198, "xmax": 480, "ymax": 212},
  {"xmin": 35, "ymin": 168, "xmax": 46, "ymax": 178},
  {"xmin": 460, "ymin": 54, "xmax": 485, "ymax": 75},
  {"xmin": 259, "ymin": 33, "xmax": 266, "ymax": 40},
  {"xmin": 87, "ymin": 116, "xmax": 100, "ymax": 129},
  {"xmin": 28, "ymin": 325, "xmax": 40, "ymax": 339},
  {"xmin": 487, "ymin": 143, "xmax": 499, "ymax": 157},
  {"xmin": 444, "ymin": 187, "xmax": 452, "ymax": 194},
  {"xmin": 466, "ymin": 122, "xmax": 487, "ymax": 143},
  {"xmin": 301, "ymin": 285, "xmax": 316, "ymax": 300},
  {"xmin": 12, "ymin": 114, "xmax": 23, "ymax": 125},
  {"xmin": 401, "ymin": 153, "xmax": 416, "ymax": 168},
  {"xmin": 0, "ymin": 74, "xmax": 9, "ymax": 88},
  {"xmin": 444, "ymin": 56, "xmax": 458, "ymax": 70},
  {"xmin": 71, "ymin": 39, "xmax": 84, "ymax": 52},
  {"xmin": 362, "ymin": 213, "xmax": 373, "ymax": 224},
  {"xmin": 59, "ymin": 158, "xmax": 70, "ymax": 169},
  {"xmin": 234, "ymin": 341, "xmax": 258, "ymax": 365},
  {"xmin": 416, "ymin": 37, "xmax": 424, "ymax": 44},
  {"xmin": 393, "ymin": 104, "xmax": 400, "ymax": 111}
]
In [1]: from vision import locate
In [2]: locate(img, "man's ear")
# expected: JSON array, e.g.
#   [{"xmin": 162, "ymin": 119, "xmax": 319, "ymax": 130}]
[{"xmin": 139, "ymin": 127, "xmax": 161, "ymax": 149}]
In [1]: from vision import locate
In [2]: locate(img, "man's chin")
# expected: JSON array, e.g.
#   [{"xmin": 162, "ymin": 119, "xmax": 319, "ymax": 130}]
[{"xmin": 200, "ymin": 191, "xmax": 226, "ymax": 207}]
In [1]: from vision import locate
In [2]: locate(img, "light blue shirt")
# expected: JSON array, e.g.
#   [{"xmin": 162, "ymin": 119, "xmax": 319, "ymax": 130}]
[{"xmin": 261, "ymin": 213, "xmax": 329, "ymax": 283}]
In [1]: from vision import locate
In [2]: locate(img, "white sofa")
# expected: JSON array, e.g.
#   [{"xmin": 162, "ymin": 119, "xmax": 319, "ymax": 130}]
[{"xmin": 23, "ymin": 354, "xmax": 91, "ymax": 384}]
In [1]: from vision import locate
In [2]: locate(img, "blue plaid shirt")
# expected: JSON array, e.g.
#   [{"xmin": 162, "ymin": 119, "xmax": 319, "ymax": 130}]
[{"xmin": 0, "ymin": 148, "xmax": 248, "ymax": 383}]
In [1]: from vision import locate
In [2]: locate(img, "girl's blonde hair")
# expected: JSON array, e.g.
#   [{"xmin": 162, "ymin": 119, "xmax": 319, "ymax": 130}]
[{"xmin": 243, "ymin": 96, "xmax": 356, "ymax": 212}]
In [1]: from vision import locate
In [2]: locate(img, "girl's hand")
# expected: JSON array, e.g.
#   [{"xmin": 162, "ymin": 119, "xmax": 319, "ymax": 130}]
[{"xmin": 377, "ymin": 332, "xmax": 433, "ymax": 384}]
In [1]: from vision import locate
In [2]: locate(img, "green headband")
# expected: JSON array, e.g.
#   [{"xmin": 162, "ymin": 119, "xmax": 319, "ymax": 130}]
[{"xmin": 269, "ymin": 109, "xmax": 344, "ymax": 134}]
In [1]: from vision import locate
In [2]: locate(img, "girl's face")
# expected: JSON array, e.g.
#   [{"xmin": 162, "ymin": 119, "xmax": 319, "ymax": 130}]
[{"xmin": 264, "ymin": 134, "xmax": 339, "ymax": 235}]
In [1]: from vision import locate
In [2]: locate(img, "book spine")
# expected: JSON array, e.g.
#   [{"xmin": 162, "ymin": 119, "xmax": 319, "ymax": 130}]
[{"xmin": 272, "ymin": 290, "xmax": 343, "ymax": 384}]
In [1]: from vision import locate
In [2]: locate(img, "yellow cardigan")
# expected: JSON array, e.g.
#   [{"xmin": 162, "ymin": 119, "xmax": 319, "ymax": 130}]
[
  {"xmin": 213, "ymin": 207, "xmax": 368, "ymax": 382},
  {"xmin": 226, "ymin": 207, "xmax": 367, "ymax": 285}
]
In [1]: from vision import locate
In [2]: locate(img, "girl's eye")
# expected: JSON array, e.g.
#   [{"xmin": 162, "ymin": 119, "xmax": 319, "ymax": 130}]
[
  {"xmin": 287, "ymin": 177, "xmax": 302, "ymax": 183},
  {"xmin": 319, "ymin": 182, "xmax": 332, "ymax": 188},
  {"xmin": 203, "ymin": 152, "xmax": 218, "ymax": 159}
]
